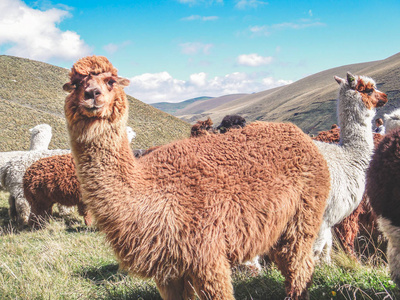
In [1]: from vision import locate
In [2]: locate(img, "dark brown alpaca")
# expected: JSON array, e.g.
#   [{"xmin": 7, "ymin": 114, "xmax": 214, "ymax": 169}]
[
  {"xmin": 63, "ymin": 55, "xmax": 330, "ymax": 300},
  {"xmin": 23, "ymin": 154, "xmax": 92, "ymax": 227},
  {"xmin": 366, "ymin": 127, "xmax": 400, "ymax": 288}
]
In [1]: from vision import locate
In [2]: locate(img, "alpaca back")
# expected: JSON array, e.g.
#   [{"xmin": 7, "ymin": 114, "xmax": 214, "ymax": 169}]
[{"xmin": 117, "ymin": 122, "xmax": 330, "ymax": 272}]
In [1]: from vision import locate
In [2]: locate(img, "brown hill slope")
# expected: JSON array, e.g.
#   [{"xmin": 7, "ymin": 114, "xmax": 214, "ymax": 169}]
[
  {"xmin": 0, "ymin": 55, "xmax": 191, "ymax": 151},
  {"xmin": 175, "ymin": 93, "xmax": 248, "ymax": 117},
  {"xmin": 179, "ymin": 53, "xmax": 400, "ymax": 135}
]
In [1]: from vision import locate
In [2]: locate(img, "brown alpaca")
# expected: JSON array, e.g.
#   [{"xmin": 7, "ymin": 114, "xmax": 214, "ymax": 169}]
[
  {"xmin": 63, "ymin": 55, "xmax": 330, "ymax": 300},
  {"xmin": 190, "ymin": 117, "xmax": 215, "ymax": 137},
  {"xmin": 313, "ymin": 128, "xmax": 384, "ymax": 257},
  {"xmin": 23, "ymin": 154, "xmax": 92, "ymax": 226}
]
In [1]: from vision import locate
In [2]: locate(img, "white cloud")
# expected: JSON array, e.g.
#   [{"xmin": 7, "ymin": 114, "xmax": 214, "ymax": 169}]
[
  {"xmin": 103, "ymin": 41, "xmax": 131, "ymax": 54},
  {"xmin": 0, "ymin": 0, "xmax": 91, "ymax": 61},
  {"xmin": 126, "ymin": 71, "xmax": 292, "ymax": 103},
  {"xmin": 181, "ymin": 15, "xmax": 219, "ymax": 21},
  {"xmin": 190, "ymin": 72, "xmax": 207, "ymax": 86},
  {"xmin": 237, "ymin": 53, "xmax": 273, "ymax": 67},
  {"xmin": 250, "ymin": 19, "xmax": 325, "ymax": 36},
  {"xmin": 177, "ymin": 0, "xmax": 223, "ymax": 6},
  {"xmin": 180, "ymin": 42, "xmax": 213, "ymax": 55},
  {"xmin": 235, "ymin": 0, "xmax": 268, "ymax": 9}
]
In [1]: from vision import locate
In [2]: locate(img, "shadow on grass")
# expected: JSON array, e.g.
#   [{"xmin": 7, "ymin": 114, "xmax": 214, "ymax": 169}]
[{"xmin": 78, "ymin": 263, "xmax": 162, "ymax": 300}]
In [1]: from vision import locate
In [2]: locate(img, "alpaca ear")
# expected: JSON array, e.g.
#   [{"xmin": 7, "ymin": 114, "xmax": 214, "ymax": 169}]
[
  {"xmin": 63, "ymin": 82, "xmax": 75, "ymax": 92},
  {"xmin": 346, "ymin": 72, "xmax": 357, "ymax": 89},
  {"xmin": 117, "ymin": 77, "xmax": 130, "ymax": 87},
  {"xmin": 334, "ymin": 76, "xmax": 345, "ymax": 85}
]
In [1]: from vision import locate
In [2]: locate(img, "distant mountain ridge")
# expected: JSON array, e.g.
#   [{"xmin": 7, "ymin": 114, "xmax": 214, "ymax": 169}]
[
  {"xmin": 151, "ymin": 96, "xmax": 213, "ymax": 115},
  {"xmin": 160, "ymin": 53, "xmax": 400, "ymax": 135},
  {"xmin": 0, "ymin": 55, "xmax": 191, "ymax": 151}
]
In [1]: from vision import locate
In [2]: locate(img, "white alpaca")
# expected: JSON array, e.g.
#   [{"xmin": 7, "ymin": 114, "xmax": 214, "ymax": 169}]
[
  {"xmin": 126, "ymin": 126, "xmax": 136, "ymax": 143},
  {"xmin": 0, "ymin": 149, "xmax": 70, "ymax": 226},
  {"xmin": 0, "ymin": 126, "xmax": 134, "ymax": 226},
  {"xmin": 28, "ymin": 124, "xmax": 52, "ymax": 150},
  {"xmin": 313, "ymin": 72, "xmax": 388, "ymax": 263},
  {"xmin": 0, "ymin": 124, "xmax": 52, "ymax": 190},
  {"xmin": 384, "ymin": 108, "xmax": 400, "ymax": 134}
]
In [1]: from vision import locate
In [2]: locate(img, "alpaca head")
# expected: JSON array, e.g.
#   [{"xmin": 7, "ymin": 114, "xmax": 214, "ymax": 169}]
[
  {"xmin": 334, "ymin": 72, "xmax": 387, "ymax": 126},
  {"xmin": 384, "ymin": 108, "xmax": 400, "ymax": 134},
  {"xmin": 29, "ymin": 124, "xmax": 52, "ymax": 150},
  {"xmin": 126, "ymin": 126, "xmax": 136, "ymax": 143},
  {"xmin": 217, "ymin": 115, "xmax": 246, "ymax": 134},
  {"xmin": 191, "ymin": 117, "xmax": 215, "ymax": 137},
  {"xmin": 63, "ymin": 56, "xmax": 130, "ymax": 126}
]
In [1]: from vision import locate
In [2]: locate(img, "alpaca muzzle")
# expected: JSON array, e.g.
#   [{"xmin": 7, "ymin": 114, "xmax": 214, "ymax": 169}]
[{"xmin": 376, "ymin": 93, "xmax": 388, "ymax": 107}]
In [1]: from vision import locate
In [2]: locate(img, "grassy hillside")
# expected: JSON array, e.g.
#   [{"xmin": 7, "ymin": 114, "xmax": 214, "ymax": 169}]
[
  {"xmin": 0, "ymin": 55, "xmax": 191, "ymax": 151},
  {"xmin": 179, "ymin": 53, "xmax": 400, "ymax": 135}
]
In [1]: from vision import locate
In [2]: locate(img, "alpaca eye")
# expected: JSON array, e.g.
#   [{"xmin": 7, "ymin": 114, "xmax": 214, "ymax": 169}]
[
  {"xmin": 107, "ymin": 79, "xmax": 116, "ymax": 86},
  {"xmin": 364, "ymin": 89, "xmax": 374, "ymax": 94}
]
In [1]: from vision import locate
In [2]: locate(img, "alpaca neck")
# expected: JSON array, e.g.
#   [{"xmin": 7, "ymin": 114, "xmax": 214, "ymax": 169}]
[
  {"xmin": 69, "ymin": 118, "xmax": 141, "ymax": 226},
  {"xmin": 30, "ymin": 136, "xmax": 50, "ymax": 150},
  {"xmin": 338, "ymin": 93, "xmax": 375, "ymax": 157}
]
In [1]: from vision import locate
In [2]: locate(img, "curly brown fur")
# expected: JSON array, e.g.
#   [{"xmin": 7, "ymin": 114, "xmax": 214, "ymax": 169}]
[
  {"xmin": 23, "ymin": 154, "xmax": 92, "ymax": 227},
  {"xmin": 313, "ymin": 128, "xmax": 384, "ymax": 258},
  {"xmin": 191, "ymin": 118, "xmax": 215, "ymax": 138},
  {"xmin": 64, "ymin": 56, "xmax": 330, "ymax": 300}
]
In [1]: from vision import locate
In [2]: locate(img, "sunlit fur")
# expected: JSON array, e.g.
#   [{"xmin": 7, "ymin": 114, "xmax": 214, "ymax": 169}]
[
  {"xmin": 313, "ymin": 72, "xmax": 387, "ymax": 263},
  {"xmin": 64, "ymin": 56, "xmax": 331, "ymax": 300}
]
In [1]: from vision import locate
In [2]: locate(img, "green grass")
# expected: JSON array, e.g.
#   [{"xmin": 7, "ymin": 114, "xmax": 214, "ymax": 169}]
[{"xmin": 0, "ymin": 190, "xmax": 399, "ymax": 299}]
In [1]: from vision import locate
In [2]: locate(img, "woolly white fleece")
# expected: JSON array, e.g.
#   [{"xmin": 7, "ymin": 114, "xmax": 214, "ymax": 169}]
[{"xmin": 313, "ymin": 74, "xmax": 378, "ymax": 263}]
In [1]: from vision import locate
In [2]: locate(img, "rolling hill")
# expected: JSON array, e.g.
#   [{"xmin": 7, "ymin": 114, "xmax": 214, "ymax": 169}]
[
  {"xmin": 151, "ymin": 96, "xmax": 213, "ymax": 115},
  {"xmin": 176, "ymin": 53, "xmax": 400, "ymax": 135},
  {"xmin": 0, "ymin": 55, "xmax": 191, "ymax": 151}
]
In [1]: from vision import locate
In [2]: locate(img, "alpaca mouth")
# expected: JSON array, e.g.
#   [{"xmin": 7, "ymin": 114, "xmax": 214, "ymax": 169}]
[
  {"xmin": 82, "ymin": 103, "xmax": 104, "ymax": 113},
  {"xmin": 376, "ymin": 100, "xmax": 387, "ymax": 107}
]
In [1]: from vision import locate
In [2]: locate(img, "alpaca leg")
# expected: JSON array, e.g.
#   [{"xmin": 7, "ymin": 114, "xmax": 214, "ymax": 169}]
[
  {"xmin": 191, "ymin": 257, "xmax": 234, "ymax": 300},
  {"xmin": 57, "ymin": 204, "xmax": 74, "ymax": 217},
  {"xmin": 313, "ymin": 224, "xmax": 332, "ymax": 264},
  {"xmin": 29, "ymin": 202, "xmax": 53, "ymax": 227},
  {"xmin": 15, "ymin": 196, "xmax": 31, "ymax": 226},
  {"xmin": 77, "ymin": 203, "xmax": 93, "ymax": 226},
  {"xmin": 243, "ymin": 256, "xmax": 262, "ymax": 276},
  {"xmin": 378, "ymin": 218, "xmax": 400, "ymax": 288},
  {"xmin": 321, "ymin": 230, "xmax": 333, "ymax": 264},
  {"xmin": 8, "ymin": 195, "xmax": 17, "ymax": 222},
  {"xmin": 272, "ymin": 210, "xmax": 320, "ymax": 300},
  {"xmin": 155, "ymin": 276, "xmax": 195, "ymax": 300}
]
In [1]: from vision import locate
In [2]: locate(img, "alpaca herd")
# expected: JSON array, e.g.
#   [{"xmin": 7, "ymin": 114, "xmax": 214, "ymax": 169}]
[{"xmin": 0, "ymin": 54, "xmax": 399, "ymax": 299}]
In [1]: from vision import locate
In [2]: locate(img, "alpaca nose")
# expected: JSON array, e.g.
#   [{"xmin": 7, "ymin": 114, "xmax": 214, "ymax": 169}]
[{"xmin": 84, "ymin": 87, "xmax": 102, "ymax": 100}]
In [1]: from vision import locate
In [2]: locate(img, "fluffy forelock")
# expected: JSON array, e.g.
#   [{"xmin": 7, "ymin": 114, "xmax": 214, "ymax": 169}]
[{"xmin": 69, "ymin": 55, "xmax": 118, "ymax": 81}]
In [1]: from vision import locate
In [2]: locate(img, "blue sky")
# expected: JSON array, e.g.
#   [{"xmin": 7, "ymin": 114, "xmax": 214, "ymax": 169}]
[{"xmin": 1, "ymin": 0, "xmax": 399, "ymax": 103}]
